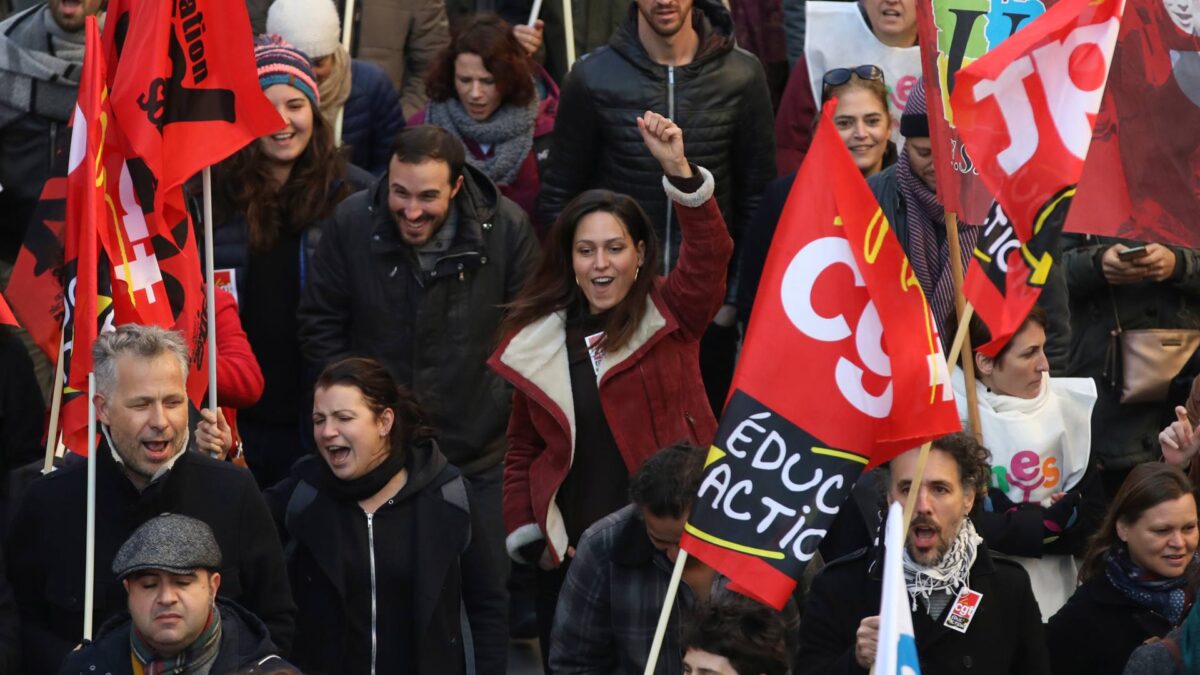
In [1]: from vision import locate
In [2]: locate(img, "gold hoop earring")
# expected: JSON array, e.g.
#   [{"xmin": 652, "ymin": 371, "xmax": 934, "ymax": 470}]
[{"xmin": 635, "ymin": 266, "xmax": 640, "ymax": 280}]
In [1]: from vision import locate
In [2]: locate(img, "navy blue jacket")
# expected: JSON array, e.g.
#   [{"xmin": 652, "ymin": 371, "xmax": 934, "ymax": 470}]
[{"xmin": 343, "ymin": 60, "xmax": 405, "ymax": 176}]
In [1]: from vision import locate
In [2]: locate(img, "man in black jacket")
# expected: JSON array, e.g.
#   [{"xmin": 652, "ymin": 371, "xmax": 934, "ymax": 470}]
[
  {"xmin": 535, "ymin": 0, "xmax": 776, "ymax": 416},
  {"xmin": 796, "ymin": 433, "xmax": 1050, "ymax": 675},
  {"xmin": 297, "ymin": 125, "xmax": 539, "ymax": 575},
  {"xmin": 6, "ymin": 324, "xmax": 296, "ymax": 673}
]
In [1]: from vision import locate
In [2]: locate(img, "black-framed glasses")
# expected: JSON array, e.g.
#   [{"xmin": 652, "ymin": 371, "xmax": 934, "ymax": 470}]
[{"xmin": 822, "ymin": 65, "xmax": 885, "ymax": 89}]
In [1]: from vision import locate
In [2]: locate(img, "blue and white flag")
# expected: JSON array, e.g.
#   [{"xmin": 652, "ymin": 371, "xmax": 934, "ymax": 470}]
[{"xmin": 876, "ymin": 502, "xmax": 921, "ymax": 675}]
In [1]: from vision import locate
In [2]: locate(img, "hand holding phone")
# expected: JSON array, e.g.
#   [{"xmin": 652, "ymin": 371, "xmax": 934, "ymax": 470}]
[{"xmin": 1118, "ymin": 245, "xmax": 1148, "ymax": 261}]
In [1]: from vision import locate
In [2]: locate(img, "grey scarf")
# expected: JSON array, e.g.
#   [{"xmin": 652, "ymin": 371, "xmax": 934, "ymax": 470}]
[
  {"xmin": 0, "ymin": 6, "xmax": 88, "ymax": 127},
  {"xmin": 425, "ymin": 96, "xmax": 536, "ymax": 186}
]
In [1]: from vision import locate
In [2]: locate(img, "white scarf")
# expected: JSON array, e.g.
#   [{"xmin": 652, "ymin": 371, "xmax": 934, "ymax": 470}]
[{"xmin": 902, "ymin": 518, "xmax": 982, "ymax": 614}]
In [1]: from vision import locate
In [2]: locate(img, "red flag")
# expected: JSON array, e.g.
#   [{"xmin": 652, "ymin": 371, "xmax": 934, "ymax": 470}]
[
  {"xmin": 102, "ymin": 0, "xmax": 281, "ymax": 197},
  {"xmin": 680, "ymin": 101, "xmax": 962, "ymax": 610},
  {"xmin": 3, "ymin": 177, "xmax": 68, "ymax": 361},
  {"xmin": 951, "ymin": 0, "xmax": 1122, "ymax": 355},
  {"xmin": 1065, "ymin": 0, "xmax": 1200, "ymax": 247},
  {"xmin": 58, "ymin": 17, "xmax": 116, "ymax": 454},
  {"xmin": 0, "ymin": 294, "xmax": 15, "ymax": 327}
]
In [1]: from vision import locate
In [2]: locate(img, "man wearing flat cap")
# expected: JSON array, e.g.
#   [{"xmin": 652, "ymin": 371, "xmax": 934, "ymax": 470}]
[{"xmin": 60, "ymin": 514, "xmax": 299, "ymax": 675}]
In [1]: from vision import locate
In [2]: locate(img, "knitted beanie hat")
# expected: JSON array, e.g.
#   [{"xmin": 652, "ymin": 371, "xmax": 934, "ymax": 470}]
[
  {"xmin": 900, "ymin": 76, "xmax": 930, "ymax": 138},
  {"xmin": 266, "ymin": 0, "xmax": 341, "ymax": 60},
  {"xmin": 254, "ymin": 34, "xmax": 321, "ymax": 106}
]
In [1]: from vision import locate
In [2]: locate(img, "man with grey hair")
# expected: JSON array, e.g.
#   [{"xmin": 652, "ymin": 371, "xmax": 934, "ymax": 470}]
[{"xmin": 6, "ymin": 324, "xmax": 296, "ymax": 673}]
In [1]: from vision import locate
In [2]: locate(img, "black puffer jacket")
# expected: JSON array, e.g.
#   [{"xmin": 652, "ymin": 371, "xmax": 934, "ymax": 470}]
[
  {"xmin": 296, "ymin": 165, "xmax": 539, "ymax": 475},
  {"xmin": 535, "ymin": 0, "xmax": 775, "ymax": 297},
  {"xmin": 1062, "ymin": 233, "xmax": 1200, "ymax": 469}
]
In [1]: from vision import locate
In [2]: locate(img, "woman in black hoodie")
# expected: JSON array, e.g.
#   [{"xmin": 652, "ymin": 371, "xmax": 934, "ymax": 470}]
[{"xmin": 266, "ymin": 357, "xmax": 507, "ymax": 675}]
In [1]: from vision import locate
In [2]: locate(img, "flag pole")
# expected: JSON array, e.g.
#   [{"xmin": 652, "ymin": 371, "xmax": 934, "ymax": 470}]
[
  {"xmin": 643, "ymin": 550, "xmax": 688, "ymax": 675},
  {"xmin": 82, "ymin": 372, "xmax": 97, "ymax": 641},
  {"xmin": 944, "ymin": 211, "xmax": 981, "ymax": 442},
  {"xmin": 528, "ymin": 0, "xmax": 543, "ymax": 25},
  {"xmin": 561, "ymin": 0, "xmax": 576, "ymax": 70},
  {"xmin": 202, "ymin": 167, "xmax": 217, "ymax": 411},
  {"xmin": 334, "ymin": 0, "xmax": 357, "ymax": 146},
  {"xmin": 43, "ymin": 328, "xmax": 67, "ymax": 474}
]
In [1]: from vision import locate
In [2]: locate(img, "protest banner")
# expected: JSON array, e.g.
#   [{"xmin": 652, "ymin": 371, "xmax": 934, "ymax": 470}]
[{"xmin": 678, "ymin": 100, "xmax": 962, "ymax": 612}]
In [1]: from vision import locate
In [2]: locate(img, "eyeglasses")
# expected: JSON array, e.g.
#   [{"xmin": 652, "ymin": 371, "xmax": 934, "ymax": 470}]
[{"xmin": 822, "ymin": 65, "xmax": 885, "ymax": 89}]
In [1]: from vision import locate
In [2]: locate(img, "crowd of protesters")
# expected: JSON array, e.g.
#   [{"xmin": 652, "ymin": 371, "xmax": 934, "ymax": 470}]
[{"xmin": 1, "ymin": 0, "xmax": 1200, "ymax": 673}]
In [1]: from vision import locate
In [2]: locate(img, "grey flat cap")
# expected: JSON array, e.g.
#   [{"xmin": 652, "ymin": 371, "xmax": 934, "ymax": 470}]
[{"xmin": 112, "ymin": 513, "xmax": 222, "ymax": 580}]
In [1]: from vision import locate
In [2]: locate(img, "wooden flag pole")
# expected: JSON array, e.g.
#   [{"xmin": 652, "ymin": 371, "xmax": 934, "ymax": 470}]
[
  {"xmin": 202, "ymin": 167, "xmax": 218, "ymax": 411},
  {"xmin": 334, "ymin": 0, "xmax": 358, "ymax": 145},
  {"xmin": 643, "ymin": 550, "xmax": 689, "ymax": 675},
  {"xmin": 943, "ymin": 212, "xmax": 982, "ymax": 442},
  {"xmin": 562, "ymin": 0, "xmax": 576, "ymax": 69},
  {"xmin": 42, "ymin": 328, "xmax": 67, "ymax": 474},
  {"xmin": 82, "ymin": 372, "xmax": 97, "ymax": 641}
]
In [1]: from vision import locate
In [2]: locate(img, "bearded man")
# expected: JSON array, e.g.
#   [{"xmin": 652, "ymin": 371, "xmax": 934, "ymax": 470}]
[{"xmin": 795, "ymin": 433, "xmax": 1051, "ymax": 675}]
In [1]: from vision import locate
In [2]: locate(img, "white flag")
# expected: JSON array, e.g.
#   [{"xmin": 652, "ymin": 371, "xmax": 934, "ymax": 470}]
[{"xmin": 876, "ymin": 502, "xmax": 921, "ymax": 675}]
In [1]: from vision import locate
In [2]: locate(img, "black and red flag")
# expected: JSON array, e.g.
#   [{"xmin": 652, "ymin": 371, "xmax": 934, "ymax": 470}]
[
  {"xmin": 951, "ymin": 0, "xmax": 1124, "ymax": 355},
  {"xmin": 679, "ymin": 101, "xmax": 962, "ymax": 610},
  {"xmin": 94, "ymin": 0, "xmax": 281, "ymax": 408}
]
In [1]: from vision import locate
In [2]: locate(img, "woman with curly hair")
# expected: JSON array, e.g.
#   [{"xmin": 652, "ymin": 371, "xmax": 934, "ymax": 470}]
[
  {"xmin": 413, "ymin": 13, "xmax": 557, "ymax": 227},
  {"xmin": 208, "ymin": 36, "xmax": 373, "ymax": 487}
]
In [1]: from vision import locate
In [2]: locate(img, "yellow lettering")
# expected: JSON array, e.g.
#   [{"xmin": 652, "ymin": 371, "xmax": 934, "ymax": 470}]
[{"xmin": 864, "ymin": 209, "xmax": 889, "ymax": 264}]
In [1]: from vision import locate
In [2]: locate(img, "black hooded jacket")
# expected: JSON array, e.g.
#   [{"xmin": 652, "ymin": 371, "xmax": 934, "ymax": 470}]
[
  {"xmin": 265, "ymin": 440, "xmax": 507, "ymax": 675},
  {"xmin": 535, "ymin": 0, "xmax": 775, "ymax": 298}
]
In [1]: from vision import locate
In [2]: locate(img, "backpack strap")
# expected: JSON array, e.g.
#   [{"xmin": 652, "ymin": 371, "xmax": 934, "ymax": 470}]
[
  {"xmin": 1163, "ymin": 635, "xmax": 1184, "ymax": 670},
  {"xmin": 283, "ymin": 480, "xmax": 318, "ymax": 560}
]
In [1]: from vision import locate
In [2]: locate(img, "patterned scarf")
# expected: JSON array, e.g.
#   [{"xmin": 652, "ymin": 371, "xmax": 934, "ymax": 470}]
[
  {"xmin": 130, "ymin": 605, "xmax": 222, "ymax": 675},
  {"xmin": 895, "ymin": 148, "xmax": 981, "ymax": 336},
  {"xmin": 0, "ymin": 5, "xmax": 88, "ymax": 126},
  {"xmin": 1106, "ymin": 547, "xmax": 1198, "ymax": 626},
  {"xmin": 903, "ymin": 518, "xmax": 983, "ymax": 615},
  {"xmin": 425, "ymin": 95, "xmax": 536, "ymax": 186},
  {"xmin": 317, "ymin": 45, "xmax": 352, "ymax": 129}
]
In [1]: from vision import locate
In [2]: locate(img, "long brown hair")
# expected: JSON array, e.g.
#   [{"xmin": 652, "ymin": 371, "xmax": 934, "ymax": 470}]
[
  {"xmin": 501, "ymin": 190, "xmax": 660, "ymax": 352},
  {"xmin": 224, "ymin": 95, "xmax": 350, "ymax": 252},
  {"xmin": 1079, "ymin": 463, "xmax": 1198, "ymax": 583}
]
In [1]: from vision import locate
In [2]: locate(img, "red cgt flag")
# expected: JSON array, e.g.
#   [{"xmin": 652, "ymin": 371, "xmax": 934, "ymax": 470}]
[
  {"xmin": 680, "ymin": 101, "xmax": 962, "ymax": 610},
  {"xmin": 60, "ymin": 17, "xmax": 114, "ymax": 454},
  {"xmin": 950, "ymin": 0, "xmax": 1123, "ymax": 355}
]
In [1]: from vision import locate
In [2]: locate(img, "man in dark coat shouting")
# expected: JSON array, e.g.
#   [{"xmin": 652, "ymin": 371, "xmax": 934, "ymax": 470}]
[{"xmin": 796, "ymin": 433, "xmax": 1051, "ymax": 675}]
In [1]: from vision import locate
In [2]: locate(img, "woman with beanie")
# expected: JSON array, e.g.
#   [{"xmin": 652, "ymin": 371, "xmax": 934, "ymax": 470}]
[
  {"xmin": 266, "ymin": 0, "xmax": 405, "ymax": 176},
  {"xmin": 412, "ymin": 13, "xmax": 558, "ymax": 227},
  {"xmin": 267, "ymin": 357, "xmax": 507, "ymax": 674},
  {"xmin": 208, "ymin": 36, "xmax": 373, "ymax": 488}
]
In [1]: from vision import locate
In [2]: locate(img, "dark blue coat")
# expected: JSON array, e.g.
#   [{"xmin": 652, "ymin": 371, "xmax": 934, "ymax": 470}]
[{"xmin": 343, "ymin": 59, "xmax": 405, "ymax": 176}]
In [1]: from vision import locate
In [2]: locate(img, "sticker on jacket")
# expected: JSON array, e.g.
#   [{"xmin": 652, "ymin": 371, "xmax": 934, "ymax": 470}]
[
  {"xmin": 586, "ymin": 331, "xmax": 606, "ymax": 378},
  {"xmin": 944, "ymin": 587, "xmax": 983, "ymax": 633},
  {"xmin": 214, "ymin": 269, "xmax": 237, "ymax": 305}
]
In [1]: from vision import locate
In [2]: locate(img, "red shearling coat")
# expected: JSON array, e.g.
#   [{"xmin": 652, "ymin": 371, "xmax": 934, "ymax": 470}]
[{"xmin": 488, "ymin": 172, "xmax": 732, "ymax": 565}]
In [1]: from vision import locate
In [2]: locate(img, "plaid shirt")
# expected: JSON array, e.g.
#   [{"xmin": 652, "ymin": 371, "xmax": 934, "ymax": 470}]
[{"xmin": 549, "ymin": 504, "xmax": 697, "ymax": 675}]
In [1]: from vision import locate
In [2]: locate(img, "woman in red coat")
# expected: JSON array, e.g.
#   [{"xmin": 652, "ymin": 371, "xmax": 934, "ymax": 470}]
[{"xmin": 488, "ymin": 111, "xmax": 733, "ymax": 655}]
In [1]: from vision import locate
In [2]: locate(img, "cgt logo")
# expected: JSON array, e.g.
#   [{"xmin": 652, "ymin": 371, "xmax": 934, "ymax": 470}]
[{"xmin": 780, "ymin": 236, "xmax": 892, "ymax": 419}]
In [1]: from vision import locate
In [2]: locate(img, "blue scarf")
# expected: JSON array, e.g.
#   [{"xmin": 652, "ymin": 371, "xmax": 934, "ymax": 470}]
[{"xmin": 1106, "ymin": 547, "xmax": 1197, "ymax": 625}]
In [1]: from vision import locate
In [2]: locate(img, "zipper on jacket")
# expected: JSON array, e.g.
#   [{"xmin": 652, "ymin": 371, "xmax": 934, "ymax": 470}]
[
  {"xmin": 684, "ymin": 411, "xmax": 700, "ymax": 444},
  {"xmin": 663, "ymin": 65, "xmax": 676, "ymax": 273},
  {"xmin": 366, "ymin": 512, "xmax": 379, "ymax": 675}
]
